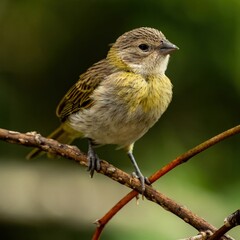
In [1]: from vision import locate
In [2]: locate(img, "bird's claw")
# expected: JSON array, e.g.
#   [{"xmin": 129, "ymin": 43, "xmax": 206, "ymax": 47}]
[
  {"xmin": 87, "ymin": 149, "xmax": 101, "ymax": 177},
  {"xmin": 132, "ymin": 171, "xmax": 151, "ymax": 193}
]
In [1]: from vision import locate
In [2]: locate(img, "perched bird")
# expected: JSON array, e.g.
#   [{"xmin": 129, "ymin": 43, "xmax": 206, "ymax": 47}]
[{"xmin": 27, "ymin": 27, "xmax": 178, "ymax": 192}]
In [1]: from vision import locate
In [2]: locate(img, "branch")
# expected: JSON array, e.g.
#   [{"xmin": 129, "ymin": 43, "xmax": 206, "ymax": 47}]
[
  {"xmin": 180, "ymin": 230, "xmax": 212, "ymax": 240},
  {"xmin": 92, "ymin": 125, "xmax": 240, "ymax": 239},
  {"xmin": 0, "ymin": 126, "xmax": 239, "ymax": 240},
  {"xmin": 0, "ymin": 128, "xmax": 150, "ymax": 190},
  {"xmin": 208, "ymin": 210, "xmax": 240, "ymax": 240}
]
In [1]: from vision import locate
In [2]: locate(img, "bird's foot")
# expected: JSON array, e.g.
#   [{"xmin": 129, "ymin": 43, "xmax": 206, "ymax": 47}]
[
  {"xmin": 87, "ymin": 140, "xmax": 101, "ymax": 177},
  {"xmin": 127, "ymin": 151, "xmax": 151, "ymax": 193},
  {"xmin": 132, "ymin": 171, "xmax": 151, "ymax": 193}
]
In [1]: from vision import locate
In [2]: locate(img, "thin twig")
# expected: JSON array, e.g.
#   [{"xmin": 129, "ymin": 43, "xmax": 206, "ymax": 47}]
[
  {"xmin": 92, "ymin": 125, "xmax": 240, "ymax": 240},
  {"xmin": 208, "ymin": 210, "xmax": 240, "ymax": 240},
  {"xmin": 179, "ymin": 230, "xmax": 212, "ymax": 240}
]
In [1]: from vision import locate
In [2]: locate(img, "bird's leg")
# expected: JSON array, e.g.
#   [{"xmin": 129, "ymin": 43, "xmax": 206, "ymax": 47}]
[
  {"xmin": 87, "ymin": 139, "xmax": 101, "ymax": 177},
  {"xmin": 127, "ymin": 151, "xmax": 150, "ymax": 193}
]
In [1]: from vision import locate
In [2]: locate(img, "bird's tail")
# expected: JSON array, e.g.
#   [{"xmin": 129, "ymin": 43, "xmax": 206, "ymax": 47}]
[{"xmin": 26, "ymin": 125, "xmax": 80, "ymax": 159}]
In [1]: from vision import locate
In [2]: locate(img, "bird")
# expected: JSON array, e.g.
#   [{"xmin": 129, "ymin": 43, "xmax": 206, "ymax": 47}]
[{"xmin": 27, "ymin": 27, "xmax": 178, "ymax": 192}]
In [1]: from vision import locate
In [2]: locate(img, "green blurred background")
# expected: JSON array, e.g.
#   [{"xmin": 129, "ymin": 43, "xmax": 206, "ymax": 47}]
[{"xmin": 0, "ymin": 0, "xmax": 239, "ymax": 239}]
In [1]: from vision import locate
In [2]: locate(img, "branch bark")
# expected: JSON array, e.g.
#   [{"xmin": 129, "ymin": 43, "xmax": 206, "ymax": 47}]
[
  {"xmin": 93, "ymin": 125, "xmax": 240, "ymax": 239},
  {"xmin": 0, "ymin": 126, "xmax": 239, "ymax": 240}
]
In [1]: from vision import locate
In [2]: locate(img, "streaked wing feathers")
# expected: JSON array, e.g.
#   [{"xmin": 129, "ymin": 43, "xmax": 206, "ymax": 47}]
[{"xmin": 56, "ymin": 59, "xmax": 116, "ymax": 122}]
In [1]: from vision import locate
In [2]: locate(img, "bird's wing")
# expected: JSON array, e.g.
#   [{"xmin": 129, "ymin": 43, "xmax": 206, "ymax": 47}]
[{"xmin": 56, "ymin": 59, "xmax": 115, "ymax": 122}]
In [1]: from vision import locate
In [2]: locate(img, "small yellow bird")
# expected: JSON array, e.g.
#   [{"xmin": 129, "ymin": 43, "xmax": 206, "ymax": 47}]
[{"xmin": 27, "ymin": 27, "xmax": 178, "ymax": 192}]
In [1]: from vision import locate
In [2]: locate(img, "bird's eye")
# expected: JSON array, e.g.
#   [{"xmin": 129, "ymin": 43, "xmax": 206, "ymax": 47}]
[{"xmin": 138, "ymin": 44, "xmax": 150, "ymax": 52}]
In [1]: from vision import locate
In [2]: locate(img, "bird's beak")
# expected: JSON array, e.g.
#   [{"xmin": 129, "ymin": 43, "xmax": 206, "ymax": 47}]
[{"xmin": 160, "ymin": 39, "xmax": 179, "ymax": 55}]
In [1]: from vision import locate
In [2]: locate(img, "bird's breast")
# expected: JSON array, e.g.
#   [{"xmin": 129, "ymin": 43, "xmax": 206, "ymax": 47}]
[
  {"xmin": 113, "ymin": 72, "xmax": 173, "ymax": 119},
  {"xmin": 68, "ymin": 72, "xmax": 172, "ymax": 147}
]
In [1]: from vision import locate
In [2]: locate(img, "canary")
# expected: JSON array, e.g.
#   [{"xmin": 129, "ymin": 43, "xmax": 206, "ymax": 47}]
[{"xmin": 27, "ymin": 27, "xmax": 178, "ymax": 192}]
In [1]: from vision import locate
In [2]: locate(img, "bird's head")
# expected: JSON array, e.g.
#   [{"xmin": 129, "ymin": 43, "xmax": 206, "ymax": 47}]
[{"xmin": 108, "ymin": 27, "xmax": 178, "ymax": 77}]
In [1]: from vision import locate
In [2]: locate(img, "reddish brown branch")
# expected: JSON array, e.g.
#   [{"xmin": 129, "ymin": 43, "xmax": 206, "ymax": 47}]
[
  {"xmin": 93, "ymin": 125, "xmax": 240, "ymax": 240},
  {"xmin": 150, "ymin": 125, "xmax": 240, "ymax": 183}
]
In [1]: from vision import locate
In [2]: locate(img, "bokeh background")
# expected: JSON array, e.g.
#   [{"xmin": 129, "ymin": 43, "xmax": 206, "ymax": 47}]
[{"xmin": 0, "ymin": 0, "xmax": 239, "ymax": 239}]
